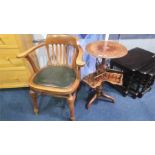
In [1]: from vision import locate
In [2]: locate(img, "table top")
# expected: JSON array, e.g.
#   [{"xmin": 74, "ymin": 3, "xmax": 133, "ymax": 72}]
[{"xmin": 86, "ymin": 41, "xmax": 128, "ymax": 59}]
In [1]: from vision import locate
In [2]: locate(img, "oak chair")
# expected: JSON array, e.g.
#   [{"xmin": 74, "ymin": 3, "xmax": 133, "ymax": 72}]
[{"xmin": 17, "ymin": 34, "xmax": 85, "ymax": 120}]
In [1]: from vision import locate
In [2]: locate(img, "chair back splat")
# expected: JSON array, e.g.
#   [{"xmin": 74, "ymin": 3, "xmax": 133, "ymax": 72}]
[{"xmin": 45, "ymin": 35, "xmax": 78, "ymax": 68}]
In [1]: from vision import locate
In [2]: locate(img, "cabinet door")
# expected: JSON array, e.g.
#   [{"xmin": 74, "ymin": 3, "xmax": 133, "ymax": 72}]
[{"xmin": 0, "ymin": 34, "xmax": 33, "ymax": 88}]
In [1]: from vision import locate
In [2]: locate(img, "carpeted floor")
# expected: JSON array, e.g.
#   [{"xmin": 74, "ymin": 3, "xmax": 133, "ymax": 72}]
[{"xmin": 0, "ymin": 83, "xmax": 155, "ymax": 121}]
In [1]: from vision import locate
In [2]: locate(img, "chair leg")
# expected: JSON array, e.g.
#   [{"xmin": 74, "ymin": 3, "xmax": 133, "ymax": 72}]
[
  {"xmin": 29, "ymin": 90, "xmax": 39, "ymax": 115},
  {"xmin": 67, "ymin": 94, "xmax": 76, "ymax": 121}
]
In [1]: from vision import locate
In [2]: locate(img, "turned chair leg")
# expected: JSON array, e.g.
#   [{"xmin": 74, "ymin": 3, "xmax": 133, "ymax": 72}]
[
  {"xmin": 67, "ymin": 94, "xmax": 76, "ymax": 121},
  {"xmin": 29, "ymin": 90, "xmax": 39, "ymax": 115}
]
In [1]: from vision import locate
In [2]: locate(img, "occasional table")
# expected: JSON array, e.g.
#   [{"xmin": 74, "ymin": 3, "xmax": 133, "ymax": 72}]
[{"xmin": 83, "ymin": 41, "xmax": 128, "ymax": 109}]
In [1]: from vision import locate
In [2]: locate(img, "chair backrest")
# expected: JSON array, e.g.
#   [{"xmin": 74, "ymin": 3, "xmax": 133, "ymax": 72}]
[{"xmin": 45, "ymin": 34, "xmax": 79, "ymax": 68}]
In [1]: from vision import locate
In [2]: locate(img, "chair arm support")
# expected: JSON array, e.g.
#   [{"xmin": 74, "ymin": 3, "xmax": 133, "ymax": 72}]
[
  {"xmin": 17, "ymin": 42, "xmax": 45, "ymax": 58},
  {"xmin": 76, "ymin": 45, "xmax": 85, "ymax": 67}
]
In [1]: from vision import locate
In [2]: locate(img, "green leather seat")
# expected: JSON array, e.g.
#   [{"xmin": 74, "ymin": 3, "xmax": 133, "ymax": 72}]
[{"xmin": 33, "ymin": 66, "xmax": 76, "ymax": 88}]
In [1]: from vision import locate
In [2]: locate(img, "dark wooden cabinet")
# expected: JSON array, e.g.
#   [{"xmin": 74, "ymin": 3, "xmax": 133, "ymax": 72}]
[{"xmin": 110, "ymin": 47, "xmax": 155, "ymax": 98}]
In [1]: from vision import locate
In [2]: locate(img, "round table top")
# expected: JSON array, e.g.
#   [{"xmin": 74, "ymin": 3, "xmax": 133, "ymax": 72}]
[{"xmin": 86, "ymin": 41, "xmax": 128, "ymax": 59}]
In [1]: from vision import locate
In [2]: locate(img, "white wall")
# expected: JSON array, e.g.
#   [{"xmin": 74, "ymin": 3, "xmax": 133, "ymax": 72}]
[
  {"xmin": 119, "ymin": 39, "xmax": 155, "ymax": 53},
  {"xmin": 33, "ymin": 34, "xmax": 48, "ymax": 68}
]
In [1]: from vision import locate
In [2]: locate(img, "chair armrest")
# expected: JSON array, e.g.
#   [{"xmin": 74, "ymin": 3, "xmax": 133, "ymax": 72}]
[
  {"xmin": 17, "ymin": 42, "xmax": 45, "ymax": 58},
  {"xmin": 76, "ymin": 45, "xmax": 85, "ymax": 67}
]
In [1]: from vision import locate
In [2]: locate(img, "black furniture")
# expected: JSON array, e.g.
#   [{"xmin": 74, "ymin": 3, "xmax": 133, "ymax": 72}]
[{"xmin": 110, "ymin": 47, "xmax": 155, "ymax": 98}]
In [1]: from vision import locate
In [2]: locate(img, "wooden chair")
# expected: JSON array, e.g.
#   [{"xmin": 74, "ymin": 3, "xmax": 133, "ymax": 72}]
[{"xmin": 17, "ymin": 34, "xmax": 85, "ymax": 120}]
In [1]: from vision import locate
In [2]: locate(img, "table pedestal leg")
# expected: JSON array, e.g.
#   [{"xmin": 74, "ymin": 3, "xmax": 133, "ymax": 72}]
[
  {"xmin": 87, "ymin": 94, "xmax": 97, "ymax": 109},
  {"xmin": 101, "ymin": 92, "xmax": 115, "ymax": 103},
  {"xmin": 86, "ymin": 85, "xmax": 115, "ymax": 109}
]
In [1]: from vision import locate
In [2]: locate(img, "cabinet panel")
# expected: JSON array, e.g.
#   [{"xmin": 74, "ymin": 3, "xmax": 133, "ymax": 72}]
[
  {"xmin": 0, "ymin": 58, "xmax": 24, "ymax": 68},
  {"xmin": 0, "ymin": 48, "xmax": 21, "ymax": 57},
  {"xmin": 0, "ymin": 67, "xmax": 30, "ymax": 88},
  {"xmin": 0, "ymin": 34, "xmax": 33, "ymax": 88},
  {"xmin": 0, "ymin": 35, "xmax": 18, "ymax": 48}
]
